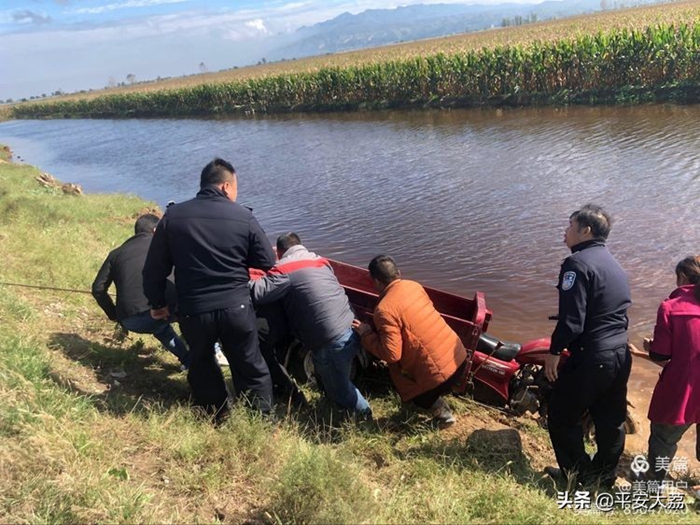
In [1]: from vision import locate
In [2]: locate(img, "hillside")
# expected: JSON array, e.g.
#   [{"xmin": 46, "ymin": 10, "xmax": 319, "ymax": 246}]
[{"xmin": 267, "ymin": 0, "xmax": 668, "ymax": 60}]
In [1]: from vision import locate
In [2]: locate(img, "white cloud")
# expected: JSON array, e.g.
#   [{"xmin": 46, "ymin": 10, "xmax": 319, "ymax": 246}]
[
  {"xmin": 73, "ymin": 0, "xmax": 190, "ymax": 15},
  {"xmin": 12, "ymin": 9, "xmax": 53, "ymax": 25},
  {"xmin": 223, "ymin": 19, "xmax": 271, "ymax": 42},
  {"xmin": 244, "ymin": 18, "xmax": 267, "ymax": 33},
  {"xmin": 277, "ymin": 2, "xmax": 314, "ymax": 12}
]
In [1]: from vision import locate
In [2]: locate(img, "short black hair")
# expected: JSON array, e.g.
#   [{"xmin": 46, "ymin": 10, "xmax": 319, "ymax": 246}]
[
  {"xmin": 277, "ymin": 232, "xmax": 302, "ymax": 254},
  {"xmin": 200, "ymin": 158, "xmax": 236, "ymax": 188},
  {"xmin": 570, "ymin": 204, "xmax": 612, "ymax": 240},
  {"xmin": 134, "ymin": 213, "xmax": 160, "ymax": 235},
  {"xmin": 368, "ymin": 255, "xmax": 400, "ymax": 285}
]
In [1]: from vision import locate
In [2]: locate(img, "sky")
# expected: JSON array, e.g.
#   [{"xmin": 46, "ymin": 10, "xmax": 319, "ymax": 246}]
[{"xmin": 0, "ymin": 0, "xmax": 544, "ymax": 101}]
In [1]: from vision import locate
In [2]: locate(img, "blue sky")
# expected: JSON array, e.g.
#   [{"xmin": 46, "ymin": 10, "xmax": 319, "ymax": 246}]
[{"xmin": 0, "ymin": 0, "xmax": 543, "ymax": 100}]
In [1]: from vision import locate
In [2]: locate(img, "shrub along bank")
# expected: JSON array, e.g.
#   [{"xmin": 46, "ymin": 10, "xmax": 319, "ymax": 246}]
[
  {"xmin": 0, "ymin": 149, "xmax": 698, "ymax": 523},
  {"xmin": 11, "ymin": 23, "xmax": 700, "ymax": 120}
]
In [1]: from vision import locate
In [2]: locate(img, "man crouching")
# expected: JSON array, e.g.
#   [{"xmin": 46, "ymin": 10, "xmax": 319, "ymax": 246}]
[
  {"xmin": 249, "ymin": 233, "xmax": 371, "ymax": 419},
  {"xmin": 353, "ymin": 255, "xmax": 467, "ymax": 427}
]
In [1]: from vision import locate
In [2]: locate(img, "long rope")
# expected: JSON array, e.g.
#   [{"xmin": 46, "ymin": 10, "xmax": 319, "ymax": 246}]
[{"xmin": 0, "ymin": 281, "xmax": 112, "ymax": 296}]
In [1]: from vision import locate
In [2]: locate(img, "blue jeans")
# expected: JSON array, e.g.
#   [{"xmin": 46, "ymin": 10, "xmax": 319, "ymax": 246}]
[
  {"xmin": 121, "ymin": 311, "xmax": 190, "ymax": 367},
  {"xmin": 313, "ymin": 328, "xmax": 370, "ymax": 414}
]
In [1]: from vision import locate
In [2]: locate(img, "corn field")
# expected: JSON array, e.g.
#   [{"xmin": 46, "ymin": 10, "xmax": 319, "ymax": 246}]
[{"xmin": 12, "ymin": 23, "xmax": 700, "ymax": 119}]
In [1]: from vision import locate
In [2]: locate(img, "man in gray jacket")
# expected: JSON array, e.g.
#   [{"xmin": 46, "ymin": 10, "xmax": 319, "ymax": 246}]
[{"xmin": 249, "ymin": 233, "xmax": 371, "ymax": 417}]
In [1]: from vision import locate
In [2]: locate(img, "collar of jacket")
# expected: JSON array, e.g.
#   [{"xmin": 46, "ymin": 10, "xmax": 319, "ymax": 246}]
[
  {"xmin": 380, "ymin": 278, "xmax": 402, "ymax": 299},
  {"xmin": 669, "ymin": 284, "xmax": 696, "ymax": 300},
  {"xmin": 570, "ymin": 239, "xmax": 605, "ymax": 253},
  {"xmin": 125, "ymin": 232, "xmax": 152, "ymax": 243},
  {"xmin": 196, "ymin": 185, "xmax": 228, "ymax": 199},
  {"xmin": 280, "ymin": 244, "xmax": 316, "ymax": 262}
]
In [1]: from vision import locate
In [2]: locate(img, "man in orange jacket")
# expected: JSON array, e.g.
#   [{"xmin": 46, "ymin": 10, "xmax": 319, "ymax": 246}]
[{"xmin": 353, "ymin": 255, "xmax": 468, "ymax": 426}]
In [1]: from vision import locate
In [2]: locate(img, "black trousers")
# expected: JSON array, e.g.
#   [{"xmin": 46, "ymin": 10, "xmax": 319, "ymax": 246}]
[
  {"xmin": 256, "ymin": 302, "xmax": 302, "ymax": 400},
  {"xmin": 547, "ymin": 345, "xmax": 631, "ymax": 486},
  {"xmin": 179, "ymin": 300, "xmax": 273, "ymax": 417},
  {"xmin": 411, "ymin": 358, "xmax": 469, "ymax": 410}
]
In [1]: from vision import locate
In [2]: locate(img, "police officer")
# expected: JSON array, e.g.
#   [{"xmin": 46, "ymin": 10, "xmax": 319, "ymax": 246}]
[
  {"xmin": 143, "ymin": 158, "xmax": 276, "ymax": 420},
  {"xmin": 544, "ymin": 204, "xmax": 632, "ymax": 488}
]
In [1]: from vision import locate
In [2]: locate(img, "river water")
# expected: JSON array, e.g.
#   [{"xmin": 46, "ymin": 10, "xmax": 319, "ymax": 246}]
[
  {"xmin": 1, "ymin": 105, "xmax": 699, "ymax": 346},
  {"xmin": 4, "ymin": 105, "xmax": 700, "ymax": 466}
]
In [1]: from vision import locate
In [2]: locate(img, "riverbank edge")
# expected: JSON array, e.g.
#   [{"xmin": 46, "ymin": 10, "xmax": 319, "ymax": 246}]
[
  {"xmin": 9, "ymin": 84, "xmax": 700, "ymax": 120},
  {"xmin": 1, "ymin": 149, "xmax": 697, "ymax": 523}
]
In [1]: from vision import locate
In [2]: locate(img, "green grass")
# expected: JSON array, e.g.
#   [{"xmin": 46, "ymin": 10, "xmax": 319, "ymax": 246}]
[{"xmin": 1, "ymin": 149, "xmax": 698, "ymax": 523}]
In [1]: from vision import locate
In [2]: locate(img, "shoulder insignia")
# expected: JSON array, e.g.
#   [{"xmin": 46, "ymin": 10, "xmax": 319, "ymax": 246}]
[{"xmin": 561, "ymin": 271, "xmax": 576, "ymax": 291}]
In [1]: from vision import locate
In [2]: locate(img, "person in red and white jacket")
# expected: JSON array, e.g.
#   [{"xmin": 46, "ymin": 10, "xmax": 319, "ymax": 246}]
[{"xmin": 250, "ymin": 233, "xmax": 371, "ymax": 417}]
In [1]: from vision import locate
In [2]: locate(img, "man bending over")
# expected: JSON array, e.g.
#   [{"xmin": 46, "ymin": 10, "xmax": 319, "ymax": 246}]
[{"xmin": 353, "ymin": 255, "xmax": 467, "ymax": 427}]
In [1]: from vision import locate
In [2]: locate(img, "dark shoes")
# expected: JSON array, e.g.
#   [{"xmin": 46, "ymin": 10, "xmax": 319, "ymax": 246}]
[
  {"xmin": 544, "ymin": 465, "xmax": 615, "ymax": 491},
  {"xmin": 545, "ymin": 466, "xmax": 566, "ymax": 483},
  {"xmin": 288, "ymin": 389, "xmax": 310, "ymax": 410},
  {"xmin": 276, "ymin": 388, "xmax": 309, "ymax": 410}
]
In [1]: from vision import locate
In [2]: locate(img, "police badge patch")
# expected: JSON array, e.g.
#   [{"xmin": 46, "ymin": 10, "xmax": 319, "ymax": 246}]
[{"xmin": 562, "ymin": 271, "xmax": 577, "ymax": 291}]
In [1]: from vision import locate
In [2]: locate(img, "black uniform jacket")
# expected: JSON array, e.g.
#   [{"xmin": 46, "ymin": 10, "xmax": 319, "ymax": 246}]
[
  {"xmin": 143, "ymin": 185, "xmax": 276, "ymax": 316},
  {"xmin": 550, "ymin": 239, "xmax": 631, "ymax": 355},
  {"xmin": 92, "ymin": 232, "xmax": 158, "ymax": 322}
]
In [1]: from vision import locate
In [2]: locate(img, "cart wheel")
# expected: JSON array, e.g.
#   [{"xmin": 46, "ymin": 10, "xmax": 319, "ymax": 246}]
[
  {"xmin": 285, "ymin": 340, "xmax": 358, "ymax": 385},
  {"xmin": 582, "ymin": 409, "xmax": 637, "ymax": 442},
  {"xmin": 624, "ymin": 410, "xmax": 638, "ymax": 435},
  {"xmin": 287, "ymin": 341, "xmax": 317, "ymax": 386}
]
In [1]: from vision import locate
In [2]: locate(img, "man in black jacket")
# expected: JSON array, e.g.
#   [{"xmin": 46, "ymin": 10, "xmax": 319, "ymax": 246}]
[
  {"xmin": 92, "ymin": 214, "xmax": 190, "ymax": 368},
  {"xmin": 544, "ymin": 204, "xmax": 632, "ymax": 489},
  {"xmin": 143, "ymin": 158, "xmax": 276, "ymax": 419}
]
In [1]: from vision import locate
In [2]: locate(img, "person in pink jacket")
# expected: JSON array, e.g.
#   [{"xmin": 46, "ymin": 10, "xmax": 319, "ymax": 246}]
[{"xmin": 640, "ymin": 255, "xmax": 700, "ymax": 481}]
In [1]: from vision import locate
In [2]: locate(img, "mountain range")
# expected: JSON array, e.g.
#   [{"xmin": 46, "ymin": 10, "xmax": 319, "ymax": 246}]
[{"xmin": 266, "ymin": 0, "xmax": 670, "ymax": 62}]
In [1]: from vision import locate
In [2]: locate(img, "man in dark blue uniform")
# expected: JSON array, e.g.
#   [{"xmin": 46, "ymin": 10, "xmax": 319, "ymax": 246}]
[
  {"xmin": 544, "ymin": 204, "xmax": 632, "ymax": 488},
  {"xmin": 142, "ymin": 158, "xmax": 276, "ymax": 420}
]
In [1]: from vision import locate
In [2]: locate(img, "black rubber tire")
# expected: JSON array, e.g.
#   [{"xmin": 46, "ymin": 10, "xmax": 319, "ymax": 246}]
[
  {"xmin": 285, "ymin": 340, "xmax": 359, "ymax": 385},
  {"xmin": 286, "ymin": 341, "xmax": 316, "ymax": 386}
]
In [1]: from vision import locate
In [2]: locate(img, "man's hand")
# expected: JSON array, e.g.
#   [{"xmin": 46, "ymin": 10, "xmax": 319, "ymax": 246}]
[
  {"xmin": 642, "ymin": 337, "xmax": 653, "ymax": 352},
  {"xmin": 544, "ymin": 353, "xmax": 561, "ymax": 383},
  {"xmin": 352, "ymin": 319, "xmax": 373, "ymax": 338},
  {"xmin": 150, "ymin": 306, "xmax": 170, "ymax": 320}
]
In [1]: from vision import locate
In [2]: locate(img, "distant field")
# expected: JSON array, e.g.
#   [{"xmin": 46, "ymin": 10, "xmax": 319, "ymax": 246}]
[
  {"xmin": 10, "ymin": 0, "xmax": 700, "ymax": 119},
  {"xmin": 47, "ymin": 0, "xmax": 700, "ymax": 102}
]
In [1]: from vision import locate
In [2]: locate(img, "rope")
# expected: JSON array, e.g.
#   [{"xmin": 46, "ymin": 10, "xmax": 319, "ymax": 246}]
[{"xmin": 0, "ymin": 281, "xmax": 112, "ymax": 296}]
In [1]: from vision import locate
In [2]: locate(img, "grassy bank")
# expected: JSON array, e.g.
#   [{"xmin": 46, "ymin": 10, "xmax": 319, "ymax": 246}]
[
  {"xmin": 0, "ymin": 150, "xmax": 698, "ymax": 523},
  {"xmin": 10, "ymin": 21, "xmax": 700, "ymax": 120}
]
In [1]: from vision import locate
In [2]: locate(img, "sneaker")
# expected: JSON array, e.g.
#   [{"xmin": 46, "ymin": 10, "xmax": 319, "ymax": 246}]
[{"xmin": 430, "ymin": 397, "xmax": 456, "ymax": 427}]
